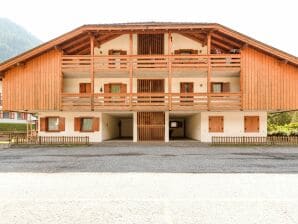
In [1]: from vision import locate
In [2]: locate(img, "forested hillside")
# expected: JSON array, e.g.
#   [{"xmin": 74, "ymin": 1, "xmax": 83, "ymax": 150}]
[{"xmin": 0, "ymin": 18, "xmax": 41, "ymax": 62}]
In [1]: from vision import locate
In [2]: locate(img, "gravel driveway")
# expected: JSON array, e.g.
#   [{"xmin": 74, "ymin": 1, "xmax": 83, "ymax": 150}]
[{"xmin": 0, "ymin": 142, "xmax": 298, "ymax": 173}]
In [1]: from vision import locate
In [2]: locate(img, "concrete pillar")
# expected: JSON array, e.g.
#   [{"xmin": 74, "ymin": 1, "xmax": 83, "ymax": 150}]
[
  {"xmin": 133, "ymin": 112, "xmax": 138, "ymax": 142},
  {"xmin": 165, "ymin": 111, "xmax": 169, "ymax": 142}
]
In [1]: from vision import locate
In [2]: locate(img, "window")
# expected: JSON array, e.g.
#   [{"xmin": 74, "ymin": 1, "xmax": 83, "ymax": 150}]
[
  {"xmin": 209, "ymin": 116, "xmax": 224, "ymax": 133},
  {"xmin": 81, "ymin": 118, "xmax": 93, "ymax": 132},
  {"xmin": 17, "ymin": 113, "xmax": 23, "ymax": 120},
  {"xmin": 3, "ymin": 112, "xmax": 10, "ymax": 119},
  {"xmin": 211, "ymin": 83, "xmax": 223, "ymax": 93},
  {"xmin": 211, "ymin": 82, "xmax": 230, "ymax": 93},
  {"xmin": 40, "ymin": 117, "xmax": 65, "ymax": 132},
  {"xmin": 47, "ymin": 117, "xmax": 60, "ymax": 131},
  {"xmin": 111, "ymin": 84, "xmax": 121, "ymax": 93},
  {"xmin": 244, "ymin": 116, "xmax": 259, "ymax": 132},
  {"xmin": 74, "ymin": 117, "xmax": 99, "ymax": 132}
]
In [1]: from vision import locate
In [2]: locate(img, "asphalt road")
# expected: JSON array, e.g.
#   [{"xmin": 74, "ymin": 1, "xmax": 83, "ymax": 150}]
[
  {"xmin": 1, "ymin": 143, "xmax": 298, "ymax": 223},
  {"xmin": 0, "ymin": 142, "xmax": 298, "ymax": 173}
]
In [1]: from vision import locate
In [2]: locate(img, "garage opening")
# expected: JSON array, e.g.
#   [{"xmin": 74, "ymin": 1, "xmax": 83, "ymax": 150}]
[
  {"xmin": 102, "ymin": 113, "xmax": 133, "ymax": 141},
  {"xmin": 169, "ymin": 113, "xmax": 201, "ymax": 141},
  {"xmin": 138, "ymin": 112, "xmax": 165, "ymax": 141}
]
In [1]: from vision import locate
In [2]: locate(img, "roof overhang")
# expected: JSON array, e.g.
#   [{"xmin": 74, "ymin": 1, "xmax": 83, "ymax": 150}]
[{"xmin": 0, "ymin": 22, "xmax": 297, "ymax": 72}]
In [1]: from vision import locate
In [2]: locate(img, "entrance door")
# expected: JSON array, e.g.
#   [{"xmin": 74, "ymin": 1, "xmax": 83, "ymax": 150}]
[
  {"xmin": 180, "ymin": 82, "xmax": 194, "ymax": 103},
  {"xmin": 137, "ymin": 112, "xmax": 165, "ymax": 141},
  {"xmin": 138, "ymin": 34, "xmax": 164, "ymax": 55}
]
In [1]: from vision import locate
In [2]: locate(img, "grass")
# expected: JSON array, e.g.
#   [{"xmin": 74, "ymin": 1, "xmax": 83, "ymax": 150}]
[{"xmin": 0, "ymin": 123, "xmax": 35, "ymax": 132}]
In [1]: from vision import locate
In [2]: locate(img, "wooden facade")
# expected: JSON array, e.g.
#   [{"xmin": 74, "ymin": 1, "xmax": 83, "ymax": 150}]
[
  {"xmin": 0, "ymin": 23, "xmax": 297, "ymax": 113},
  {"xmin": 2, "ymin": 50, "xmax": 61, "ymax": 111},
  {"xmin": 242, "ymin": 47, "xmax": 298, "ymax": 111}
]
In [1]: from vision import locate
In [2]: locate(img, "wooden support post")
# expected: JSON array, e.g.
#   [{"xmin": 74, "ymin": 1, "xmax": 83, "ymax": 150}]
[
  {"xmin": 58, "ymin": 49, "xmax": 63, "ymax": 111},
  {"xmin": 90, "ymin": 35, "xmax": 95, "ymax": 111},
  {"xmin": 129, "ymin": 33, "xmax": 133, "ymax": 109},
  {"xmin": 168, "ymin": 32, "xmax": 172, "ymax": 110},
  {"xmin": 240, "ymin": 53, "xmax": 243, "ymax": 110},
  {"xmin": 207, "ymin": 32, "xmax": 211, "ymax": 110}
]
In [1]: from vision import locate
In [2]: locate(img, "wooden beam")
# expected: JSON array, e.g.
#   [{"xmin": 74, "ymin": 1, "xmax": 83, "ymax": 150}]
[
  {"xmin": 129, "ymin": 33, "xmax": 133, "ymax": 109},
  {"xmin": 168, "ymin": 32, "xmax": 172, "ymax": 111},
  {"xmin": 60, "ymin": 34, "xmax": 89, "ymax": 50},
  {"xmin": 207, "ymin": 32, "xmax": 211, "ymax": 110},
  {"xmin": 66, "ymin": 41, "xmax": 90, "ymax": 54},
  {"xmin": 207, "ymin": 32, "xmax": 211, "ymax": 54},
  {"xmin": 211, "ymin": 39, "xmax": 232, "ymax": 50},
  {"xmin": 90, "ymin": 35, "xmax": 94, "ymax": 111},
  {"xmin": 211, "ymin": 32, "xmax": 242, "ymax": 48}
]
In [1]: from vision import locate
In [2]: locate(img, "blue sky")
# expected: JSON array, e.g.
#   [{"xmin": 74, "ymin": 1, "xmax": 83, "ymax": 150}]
[{"xmin": 2, "ymin": 0, "xmax": 297, "ymax": 55}]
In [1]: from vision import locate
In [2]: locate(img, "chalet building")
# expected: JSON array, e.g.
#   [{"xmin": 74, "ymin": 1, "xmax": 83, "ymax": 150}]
[{"xmin": 0, "ymin": 23, "xmax": 297, "ymax": 142}]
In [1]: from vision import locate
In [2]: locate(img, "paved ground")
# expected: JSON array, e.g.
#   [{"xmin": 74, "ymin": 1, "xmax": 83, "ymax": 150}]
[
  {"xmin": 1, "ymin": 143, "xmax": 298, "ymax": 223},
  {"xmin": 0, "ymin": 173, "xmax": 298, "ymax": 224},
  {"xmin": 0, "ymin": 143, "xmax": 298, "ymax": 173}
]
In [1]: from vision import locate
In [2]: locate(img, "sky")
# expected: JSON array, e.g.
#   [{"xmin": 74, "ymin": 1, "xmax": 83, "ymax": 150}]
[{"xmin": 1, "ymin": 0, "xmax": 298, "ymax": 56}]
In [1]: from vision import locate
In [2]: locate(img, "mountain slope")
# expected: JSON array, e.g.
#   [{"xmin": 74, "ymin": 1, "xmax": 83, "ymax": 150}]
[{"xmin": 0, "ymin": 18, "xmax": 41, "ymax": 62}]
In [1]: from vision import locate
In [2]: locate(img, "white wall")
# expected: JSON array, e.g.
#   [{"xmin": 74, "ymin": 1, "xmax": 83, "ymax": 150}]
[
  {"xmin": 200, "ymin": 111, "xmax": 267, "ymax": 142},
  {"xmin": 185, "ymin": 113, "xmax": 201, "ymax": 140},
  {"xmin": 63, "ymin": 78, "xmax": 130, "ymax": 93},
  {"xmin": 172, "ymin": 77, "xmax": 207, "ymax": 93},
  {"xmin": 38, "ymin": 112, "xmax": 102, "ymax": 142},
  {"xmin": 170, "ymin": 33, "xmax": 207, "ymax": 54},
  {"xmin": 101, "ymin": 113, "xmax": 119, "ymax": 141},
  {"xmin": 211, "ymin": 77, "xmax": 240, "ymax": 92},
  {"xmin": 94, "ymin": 33, "xmax": 207, "ymax": 56}
]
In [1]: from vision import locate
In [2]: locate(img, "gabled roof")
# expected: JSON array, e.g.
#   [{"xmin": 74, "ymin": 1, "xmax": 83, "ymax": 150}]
[{"xmin": 0, "ymin": 22, "xmax": 297, "ymax": 72}]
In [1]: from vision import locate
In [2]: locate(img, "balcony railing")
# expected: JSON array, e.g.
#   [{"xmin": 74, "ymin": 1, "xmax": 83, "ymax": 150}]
[
  {"xmin": 61, "ymin": 92, "xmax": 242, "ymax": 111},
  {"xmin": 62, "ymin": 54, "xmax": 241, "ymax": 72}
]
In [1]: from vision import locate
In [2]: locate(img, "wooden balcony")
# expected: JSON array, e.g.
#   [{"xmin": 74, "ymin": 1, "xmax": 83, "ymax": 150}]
[
  {"xmin": 61, "ymin": 54, "xmax": 241, "ymax": 74},
  {"xmin": 61, "ymin": 92, "xmax": 242, "ymax": 111}
]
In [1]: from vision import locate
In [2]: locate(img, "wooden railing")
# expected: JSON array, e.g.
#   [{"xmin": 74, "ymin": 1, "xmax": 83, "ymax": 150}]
[
  {"xmin": 61, "ymin": 93, "xmax": 92, "ymax": 111},
  {"xmin": 212, "ymin": 136, "xmax": 298, "ymax": 145},
  {"xmin": 10, "ymin": 135, "xmax": 89, "ymax": 145},
  {"xmin": 62, "ymin": 54, "xmax": 241, "ymax": 72},
  {"xmin": 61, "ymin": 92, "xmax": 241, "ymax": 111}
]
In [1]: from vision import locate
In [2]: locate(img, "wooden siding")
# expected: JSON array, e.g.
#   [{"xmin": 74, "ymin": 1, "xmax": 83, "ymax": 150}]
[
  {"xmin": 242, "ymin": 47, "xmax": 298, "ymax": 111},
  {"xmin": 2, "ymin": 50, "xmax": 61, "ymax": 111}
]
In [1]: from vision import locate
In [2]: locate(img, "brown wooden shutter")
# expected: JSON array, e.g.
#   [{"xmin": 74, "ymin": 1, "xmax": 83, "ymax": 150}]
[
  {"xmin": 80, "ymin": 83, "xmax": 86, "ymax": 93},
  {"xmin": 74, "ymin": 117, "xmax": 81, "ymax": 131},
  {"xmin": 209, "ymin": 116, "xmax": 224, "ymax": 132},
  {"xmin": 244, "ymin": 116, "xmax": 259, "ymax": 132},
  {"xmin": 121, "ymin": 84, "xmax": 127, "ymax": 93},
  {"xmin": 40, "ymin": 117, "xmax": 47, "ymax": 131},
  {"xmin": 59, "ymin": 117, "xmax": 65, "ymax": 132},
  {"xmin": 85, "ymin": 83, "xmax": 91, "ymax": 93},
  {"xmin": 93, "ymin": 117, "xmax": 100, "ymax": 131},
  {"xmin": 222, "ymin": 83, "xmax": 230, "ymax": 93},
  {"xmin": 104, "ymin": 83, "xmax": 111, "ymax": 93}
]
